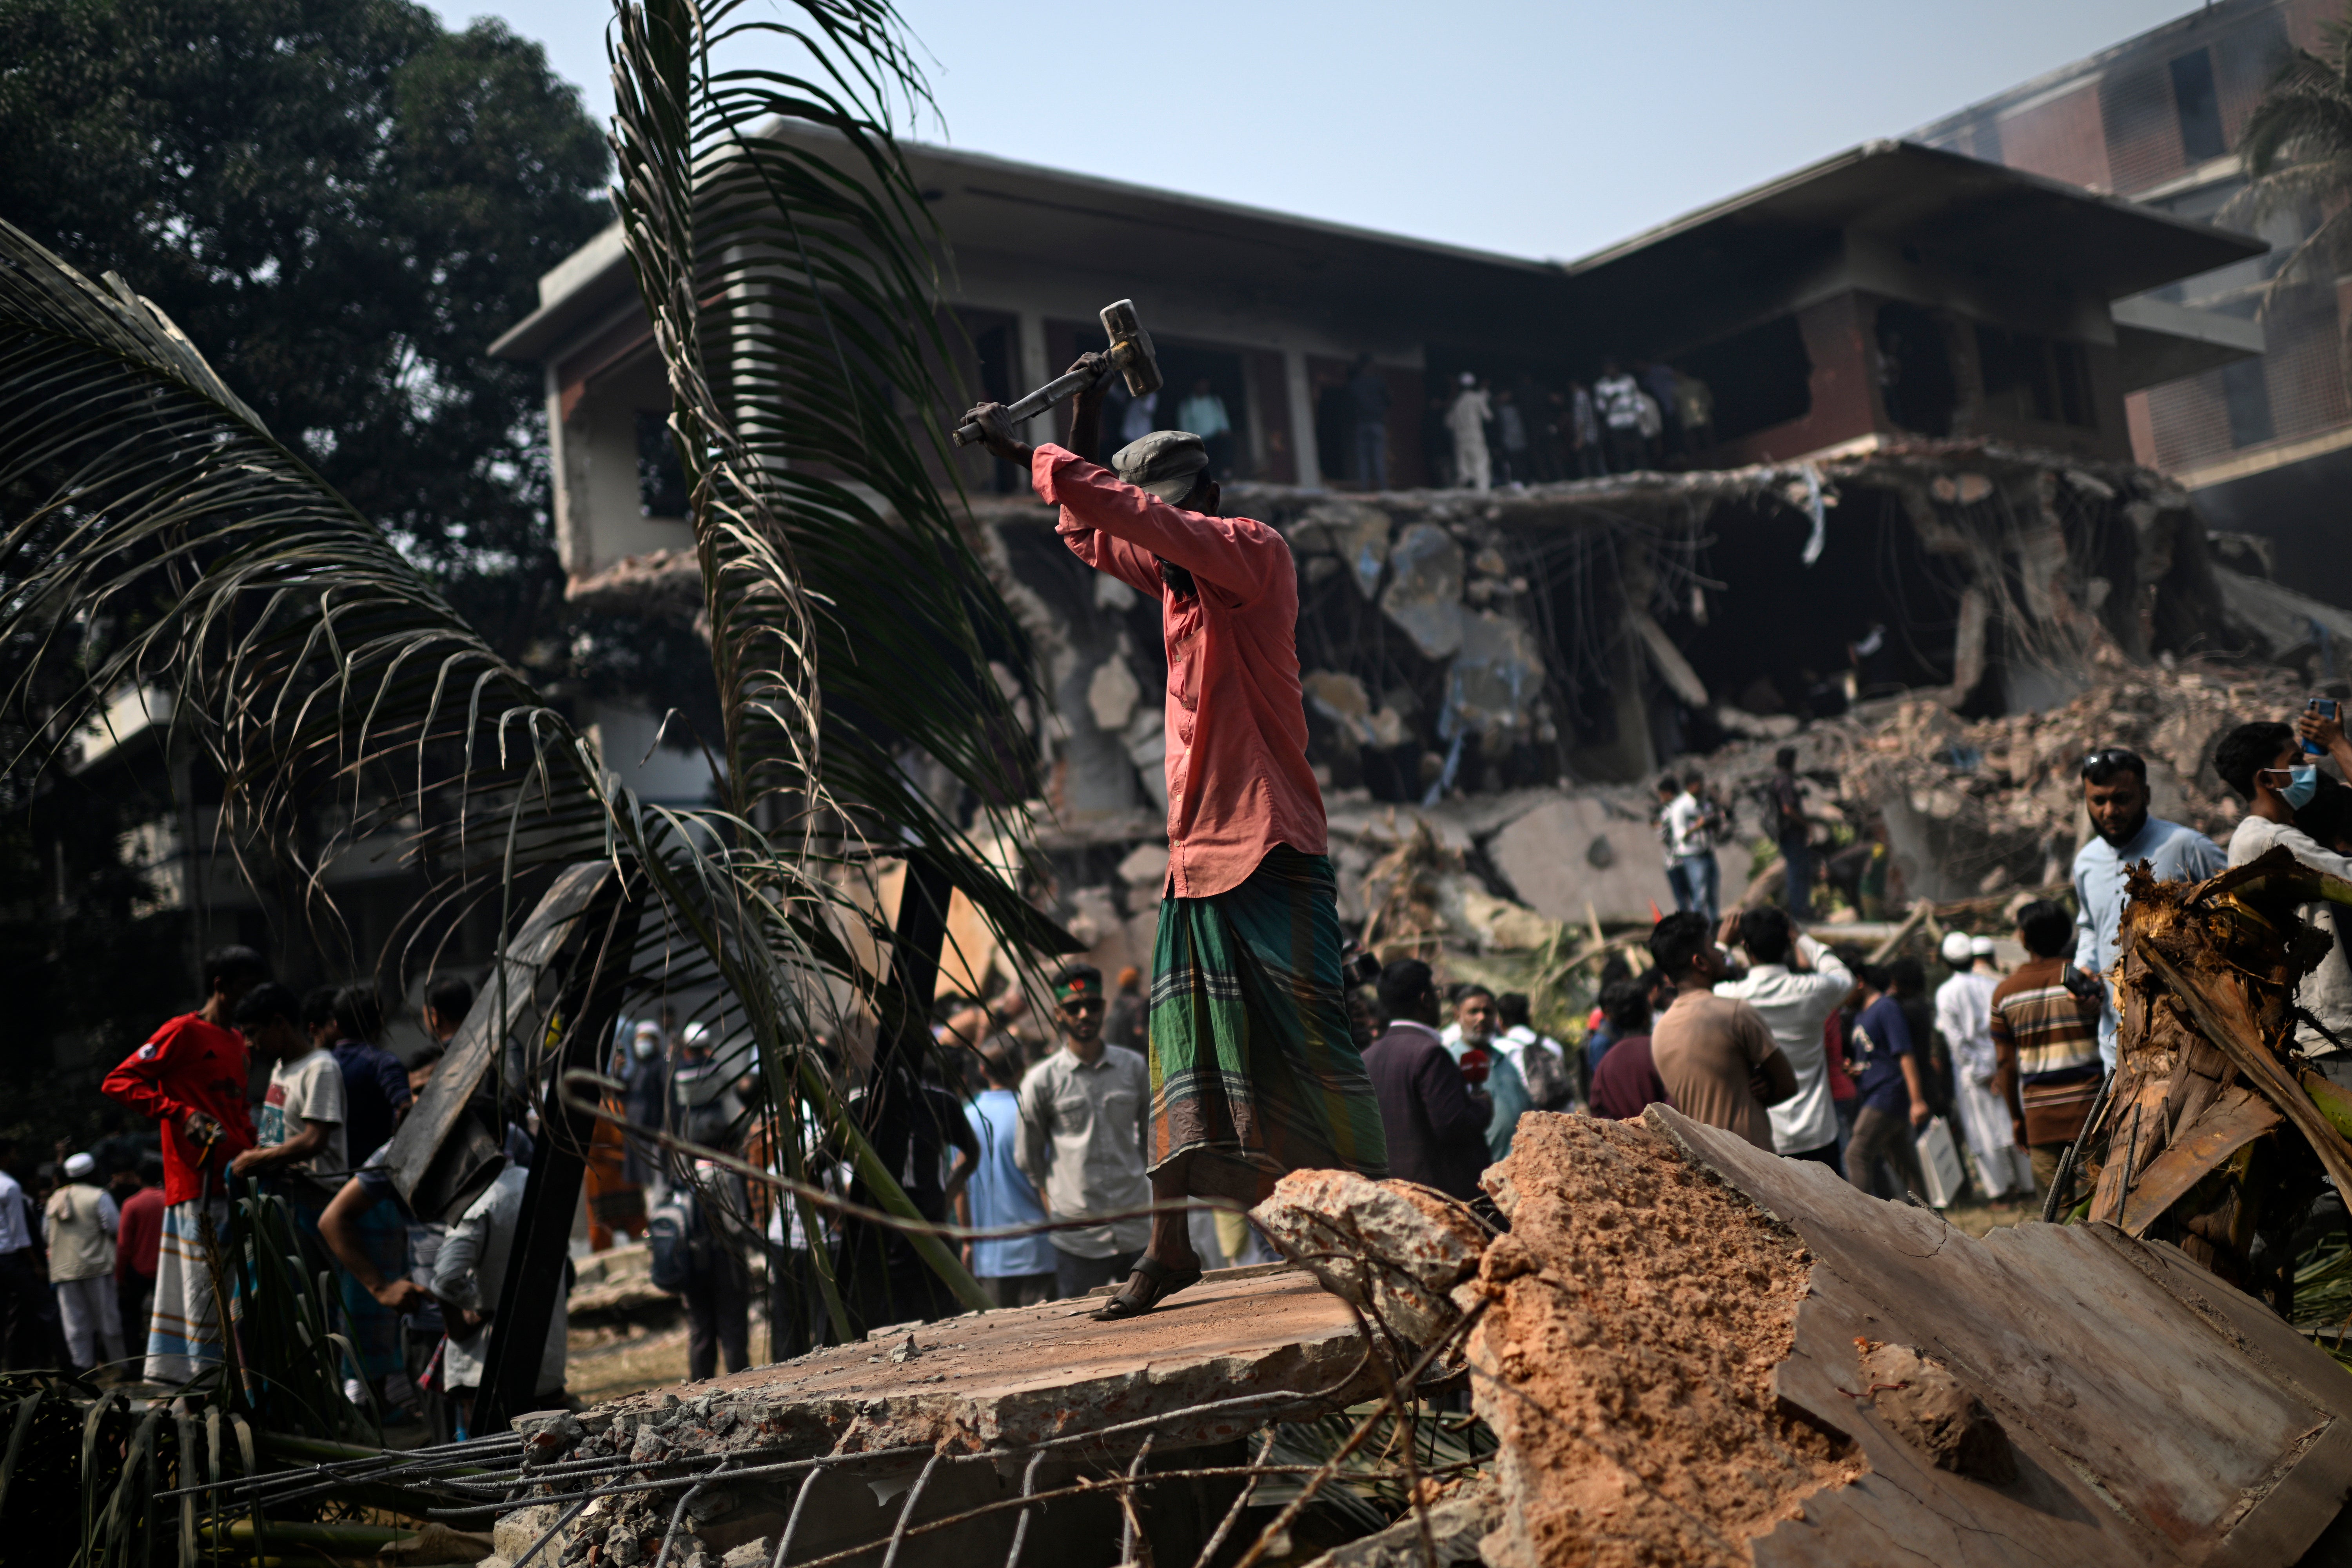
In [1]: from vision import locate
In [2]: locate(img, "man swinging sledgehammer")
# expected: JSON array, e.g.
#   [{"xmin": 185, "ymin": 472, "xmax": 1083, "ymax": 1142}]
[{"xmin": 964, "ymin": 360, "xmax": 1388, "ymax": 1320}]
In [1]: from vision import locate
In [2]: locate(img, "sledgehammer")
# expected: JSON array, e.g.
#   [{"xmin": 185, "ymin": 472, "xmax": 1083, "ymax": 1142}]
[{"xmin": 951, "ymin": 299, "xmax": 1161, "ymax": 446}]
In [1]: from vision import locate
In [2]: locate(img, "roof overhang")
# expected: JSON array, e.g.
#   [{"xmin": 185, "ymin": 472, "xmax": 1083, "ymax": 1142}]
[{"xmin": 2110, "ymin": 294, "xmax": 2266, "ymax": 390}]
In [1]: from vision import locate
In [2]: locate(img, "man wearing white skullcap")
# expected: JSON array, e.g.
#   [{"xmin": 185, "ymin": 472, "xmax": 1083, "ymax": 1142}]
[
  {"xmin": 1935, "ymin": 933, "xmax": 2033, "ymax": 1201},
  {"xmin": 45, "ymin": 1152, "xmax": 124, "ymax": 1376}
]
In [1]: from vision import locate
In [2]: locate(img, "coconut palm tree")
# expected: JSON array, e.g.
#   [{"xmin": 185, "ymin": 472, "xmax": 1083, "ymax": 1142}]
[
  {"xmin": 0, "ymin": 0, "xmax": 1045, "ymax": 1369},
  {"xmin": 2229, "ymin": 9, "xmax": 2352, "ymax": 319}
]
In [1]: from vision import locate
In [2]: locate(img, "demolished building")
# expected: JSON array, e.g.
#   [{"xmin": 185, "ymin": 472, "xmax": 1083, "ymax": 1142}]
[{"xmin": 497, "ymin": 133, "xmax": 2352, "ymax": 1001}]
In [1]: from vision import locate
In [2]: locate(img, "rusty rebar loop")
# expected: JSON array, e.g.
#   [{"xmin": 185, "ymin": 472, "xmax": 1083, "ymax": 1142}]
[
  {"xmin": 1230, "ymin": 1295, "xmax": 1492, "ymax": 1568},
  {"xmin": 681, "ymin": 1457, "xmax": 1488, "ymax": 1568},
  {"xmin": 878, "ymin": 1450, "xmax": 942, "ymax": 1568},
  {"xmin": 1002, "ymin": 1449, "xmax": 1044, "ymax": 1568},
  {"xmin": 1329, "ymin": 1290, "xmax": 1439, "ymax": 1568},
  {"xmin": 1115, "ymin": 1434, "xmax": 1155, "ymax": 1564},
  {"xmin": 419, "ymin": 1360, "xmax": 1379, "ymax": 1523},
  {"xmin": 1189, "ymin": 1429, "xmax": 1278, "ymax": 1568},
  {"xmin": 768, "ymin": 1444, "xmax": 834, "ymax": 1568},
  {"xmin": 655, "ymin": 1456, "xmax": 730, "ymax": 1567},
  {"xmin": 156, "ymin": 1434, "xmax": 528, "ymax": 1503}
]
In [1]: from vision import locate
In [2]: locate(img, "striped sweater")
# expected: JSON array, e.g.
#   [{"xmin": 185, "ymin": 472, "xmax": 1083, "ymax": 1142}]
[{"xmin": 1988, "ymin": 958, "xmax": 2102, "ymax": 1082}]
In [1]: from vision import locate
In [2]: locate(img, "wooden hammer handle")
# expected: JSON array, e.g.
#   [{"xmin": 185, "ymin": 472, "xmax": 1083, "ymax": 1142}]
[{"xmin": 952, "ymin": 364, "xmax": 1103, "ymax": 447}]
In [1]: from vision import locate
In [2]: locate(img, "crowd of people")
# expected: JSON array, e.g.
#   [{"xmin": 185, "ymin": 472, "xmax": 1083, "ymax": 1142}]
[
  {"xmin": 1420, "ymin": 359, "xmax": 1714, "ymax": 494},
  {"xmin": 0, "ymin": 964, "xmax": 543, "ymax": 1437}
]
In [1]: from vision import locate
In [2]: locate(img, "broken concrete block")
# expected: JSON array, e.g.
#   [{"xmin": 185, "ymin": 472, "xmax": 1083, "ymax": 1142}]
[
  {"xmin": 1456, "ymin": 884, "xmax": 1561, "ymax": 951},
  {"xmin": 1379, "ymin": 523, "xmax": 1465, "ymax": 658},
  {"xmin": 1303, "ymin": 669, "xmax": 1375, "ymax": 744},
  {"xmin": 1443, "ymin": 610, "xmax": 1544, "ymax": 738},
  {"xmin": 1488, "ymin": 793, "xmax": 1673, "ymax": 926},
  {"xmin": 1250, "ymin": 1170, "xmax": 1489, "ymax": 1347},
  {"xmin": 1086, "ymin": 654, "xmax": 1140, "ymax": 733},
  {"xmin": 1116, "ymin": 841, "xmax": 1169, "ymax": 887},
  {"xmin": 1292, "ymin": 501, "xmax": 1392, "ymax": 599}
]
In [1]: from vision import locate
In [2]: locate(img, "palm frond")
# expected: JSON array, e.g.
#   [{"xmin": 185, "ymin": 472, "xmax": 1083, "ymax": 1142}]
[
  {"xmin": 0, "ymin": 208, "xmax": 995, "ymax": 1318},
  {"xmin": 2239, "ymin": 45, "xmax": 2352, "ymax": 177}
]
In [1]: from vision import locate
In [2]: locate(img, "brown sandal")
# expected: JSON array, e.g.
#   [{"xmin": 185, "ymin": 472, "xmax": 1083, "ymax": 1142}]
[{"xmin": 1091, "ymin": 1254, "xmax": 1203, "ymax": 1320}]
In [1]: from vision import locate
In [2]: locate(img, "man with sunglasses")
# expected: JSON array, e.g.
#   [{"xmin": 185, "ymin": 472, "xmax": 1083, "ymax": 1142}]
[
  {"xmin": 1016, "ymin": 965, "xmax": 1152, "ymax": 1301},
  {"xmin": 2071, "ymin": 747, "xmax": 2225, "ymax": 1070}
]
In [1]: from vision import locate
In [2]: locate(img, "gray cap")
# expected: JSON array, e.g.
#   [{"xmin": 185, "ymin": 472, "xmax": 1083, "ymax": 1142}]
[{"xmin": 1112, "ymin": 430, "xmax": 1209, "ymax": 506}]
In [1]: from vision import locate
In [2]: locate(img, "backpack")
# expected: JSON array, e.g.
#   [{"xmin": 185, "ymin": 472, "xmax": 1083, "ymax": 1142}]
[{"xmin": 646, "ymin": 1189, "xmax": 703, "ymax": 1294}]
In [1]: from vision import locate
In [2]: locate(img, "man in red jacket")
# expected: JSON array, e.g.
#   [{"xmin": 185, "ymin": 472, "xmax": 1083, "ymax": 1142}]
[
  {"xmin": 100, "ymin": 945, "xmax": 267, "ymax": 1384},
  {"xmin": 965, "ymin": 363, "xmax": 1387, "ymax": 1320}
]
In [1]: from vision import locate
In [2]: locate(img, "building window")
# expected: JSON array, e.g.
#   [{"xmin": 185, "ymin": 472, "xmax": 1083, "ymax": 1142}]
[
  {"xmin": 2221, "ymin": 357, "xmax": 2276, "ymax": 448},
  {"xmin": 1975, "ymin": 326, "xmax": 2096, "ymax": 430},
  {"xmin": 636, "ymin": 409, "xmax": 690, "ymax": 517},
  {"xmin": 2170, "ymin": 49, "xmax": 2227, "ymax": 163},
  {"xmin": 1875, "ymin": 303, "xmax": 1957, "ymax": 437}
]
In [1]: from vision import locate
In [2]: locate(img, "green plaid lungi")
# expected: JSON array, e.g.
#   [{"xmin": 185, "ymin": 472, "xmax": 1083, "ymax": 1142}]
[{"xmin": 1149, "ymin": 845, "xmax": 1387, "ymax": 1200}]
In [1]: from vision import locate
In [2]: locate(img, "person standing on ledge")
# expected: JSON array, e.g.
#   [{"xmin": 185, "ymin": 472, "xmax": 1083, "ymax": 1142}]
[{"xmin": 964, "ymin": 359, "xmax": 1388, "ymax": 1320}]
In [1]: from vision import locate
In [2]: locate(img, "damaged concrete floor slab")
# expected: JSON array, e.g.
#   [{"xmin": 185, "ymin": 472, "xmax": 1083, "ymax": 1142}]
[
  {"xmin": 490, "ymin": 1267, "xmax": 1387, "ymax": 1567},
  {"xmin": 480, "ymin": 1112, "xmax": 2352, "ymax": 1568}
]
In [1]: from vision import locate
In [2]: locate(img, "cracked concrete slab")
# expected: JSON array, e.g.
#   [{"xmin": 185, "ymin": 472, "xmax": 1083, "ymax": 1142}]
[{"xmin": 586, "ymin": 1266, "xmax": 1380, "ymax": 1462}]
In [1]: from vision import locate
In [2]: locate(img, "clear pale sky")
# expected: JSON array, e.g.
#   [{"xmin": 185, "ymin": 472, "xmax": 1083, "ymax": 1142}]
[{"xmin": 437, "ymin": 0, "xmax": 2201, "ymax": 262}]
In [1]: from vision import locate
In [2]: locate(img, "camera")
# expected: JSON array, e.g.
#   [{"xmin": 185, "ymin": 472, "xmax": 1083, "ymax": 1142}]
[{"xmin": 1341, "ymin": 938, "xmax": 1381, "ymax": 987}]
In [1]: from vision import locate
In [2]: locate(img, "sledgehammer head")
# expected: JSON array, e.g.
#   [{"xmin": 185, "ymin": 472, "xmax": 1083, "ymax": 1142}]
[{"xmin": 1100, "ymin": 299, "xmax": 1162, "ymax": 399}]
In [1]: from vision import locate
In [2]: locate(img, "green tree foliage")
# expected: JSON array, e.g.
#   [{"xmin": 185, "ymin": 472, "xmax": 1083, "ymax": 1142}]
[
  {"xmin": 0, "ymin": 0, "xmax": 721, "ymax": 1123},
  {"xmin": 0, "ymin": 0, "xmax": 597, "ymax": 641}
]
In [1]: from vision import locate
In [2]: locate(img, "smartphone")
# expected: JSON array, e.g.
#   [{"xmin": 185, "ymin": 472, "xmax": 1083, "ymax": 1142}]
[{"xmin": 2308, "ymin": 697, "xmax": 2339, "ymax": 756}]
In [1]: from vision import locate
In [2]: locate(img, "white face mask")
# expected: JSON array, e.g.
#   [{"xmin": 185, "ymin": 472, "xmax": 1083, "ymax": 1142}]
[{"xmin": 632, "ymin": 1036, "xmax": 658, "ymax": 1061}]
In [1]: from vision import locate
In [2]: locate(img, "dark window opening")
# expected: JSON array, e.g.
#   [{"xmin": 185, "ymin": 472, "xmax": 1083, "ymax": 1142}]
[
  {"xmin": 2170, "ymin": 49, "xmax": 2227, "ymax": 164},
  {"xmin": 635, "ymin": 409, "xmax": 689, "ymax": 517},
  {"xmin": 1975, "ymin": 327, "xmax": 2096, "ymax": 429},
  {"xmin": 970, "ymin": 319, "xmax": 1019, "ymax": 493},
  {"xmin": 1675, "ymin": 315, "xmax": 1813, "ymax": 444},
  {"xmin": 2222, "ymin": 357, "xmax": 2276, "ymax": 448},
  {"xmin": 1875, "ymin": 303, "xmax": 1958, "ymax": 437}
]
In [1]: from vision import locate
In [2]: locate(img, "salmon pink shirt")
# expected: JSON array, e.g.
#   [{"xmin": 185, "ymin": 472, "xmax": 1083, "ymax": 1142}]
[{"xmin": 1034, "ymin": 444, "xmax": 1326, "ymax": 898}]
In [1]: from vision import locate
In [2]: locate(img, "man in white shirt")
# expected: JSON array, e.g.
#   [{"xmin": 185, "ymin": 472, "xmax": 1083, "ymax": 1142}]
[
  {"xmin": 1017, "ymin": 965, "xmax": 1152, "ymax": 1302},
  {"xmin": 2216, "ymin": 719, "xmax": 2352, "ymax": 1067},
  {"xmin": 2071, "ymin": 746, "xmax": 2225, "ymax": 1070},
  {"xmin": 1447, "ymin": 374, "xmax": 1493, "ymax": 492},
  {"xmin": 45, "ymin": 1151, "xmax": 123, "ymax": 1376},
  {"xmin": 1714, "ymin": 907, "xmax": 1852, "ymax": 1169},
  {"xmin": 1661, "ymin": 775, "xmax": 1721, "ymax": 922},
  {"xmin": 1935, "ymin": 933, "xmax": 2032, "ymax": 1200}
]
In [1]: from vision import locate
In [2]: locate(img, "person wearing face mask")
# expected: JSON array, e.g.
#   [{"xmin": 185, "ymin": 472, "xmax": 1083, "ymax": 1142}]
[
  {"xmin": 621, "ymin": 1020, "xmax": 672, "ymax": 1196},
  {"xmin": 2218, "ymin": 719, "xmax": 2352, "ymax": 1076}
]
